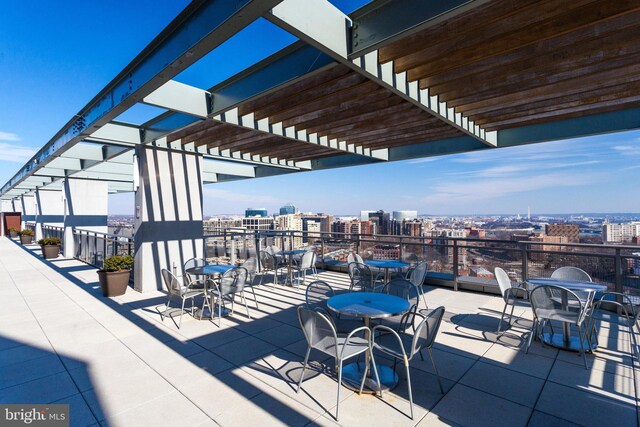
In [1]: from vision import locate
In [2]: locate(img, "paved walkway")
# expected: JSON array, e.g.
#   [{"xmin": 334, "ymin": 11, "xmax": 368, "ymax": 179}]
[{"xmin": 0, "ymin": 237, "xmax": 637, "ymax": 426}]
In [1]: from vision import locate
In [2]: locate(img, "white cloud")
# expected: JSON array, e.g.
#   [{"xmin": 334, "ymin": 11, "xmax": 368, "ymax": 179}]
[
  {"xmin": 0, "ymin": 142, "xmax": 35, "ymax": 163},
  {"xmin": 421, "ymin": 171, "xmax": 595, "ymax": 205},
  {"xmin": 613, "ymin": 145, "xmax": 640, "ymax": 156},
  {"xmin": 0, "ymin": 131, "xmax": 20, "ymax": 142},
  {"xmin": 406, "ymin": 157, "xmax": 440, "ymax": 165}
]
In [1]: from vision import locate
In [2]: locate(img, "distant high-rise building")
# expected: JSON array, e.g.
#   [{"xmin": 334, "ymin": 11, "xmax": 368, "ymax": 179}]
[
  {"xmin": 242, "ymin": 217, "xmax": 273, "ymax": 230},
  {"xmin": 603, "ymin": 222, "xmax": 640, "ymax": 243},
  {"xmin": 360, "ymin": 210, "xmax": 375, "ymax": 221},
  {"xmin": 392, "ymin": 211, "xmax": 418, "ymax": 221},
  {"xmin": 245, "ymin": 208, "xmax": 267, "ymax": 217},
  {"xmin": 545, "ymin": 223, "xmax": 579, "ymax": 243},
  {"xmin": 302, "ymin": 213, "xmax": 334, "ymax": 234},
  {"xmin": 279, "ymin": 203, "xmax": 296, "ymax": 215},
  {"xmin": 368, "ymin": 210, "xmax": 390, "ymax": 235}
]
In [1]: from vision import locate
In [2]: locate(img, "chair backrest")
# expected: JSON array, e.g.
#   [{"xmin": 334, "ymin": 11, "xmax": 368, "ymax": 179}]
[
  {"xmin": 219, "ymin": 267, "xmax": 248, "ymax": 295},
  {"xmin": 259, "ymin": 251, "xmax": 276, "ymax": 270},
  {"xmin": 300, "ymin": 251, "xmax": 316, "ymax": 269},
  {"xmin": 297, "ymin": 306, "xmax": 338, "ymax": 357},
  {"xmin": 265, "ymin": 246, "xmax": 276, "ymax": 255},
  {"xmin": 383, "ymin": 279, "xmax": 420, "ymax": 307},
  {"xmin": 347, "ymin": 252, "xmax": 363, "ymax": 265},
  {"xmin": 551, "ymin": 266, "xmax": 591, "ymax": 282},
  {"xmin": 411, "ymin": 306, "xmax": 445, "ymax": 357},
  {"xmin": 494, "ymin": 267, "xmax": 513, "ymax": 301},
  {"xmin": 183, "ymin": 258, "xmax": 205, "ymax": 283},
  {"xmin": 348, "ymin": 262, "xmax": 375, "ymax": 292},
  {"xmin": 305, "ymin": 280, "xmax": 335, "ymax": 307},
  {"xmin": 409, "ymin": 261, "xmax": 428, "ymax": 287},
  {"xmin": 161, "ymin": 268, "xmax": 183, "ymax": 296},
  {"xmin": 243, "ymin": 257, "xmax": 258, "ymax": 279},
  {"xmin": 529, "ymin": 285, "xmax": 585, "ymax": 323}
]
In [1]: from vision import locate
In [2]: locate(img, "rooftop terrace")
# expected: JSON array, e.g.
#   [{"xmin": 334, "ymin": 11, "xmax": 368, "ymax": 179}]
[{"xmin": 1, "ymin": 236, "xmax": 638, "ymax": 426}]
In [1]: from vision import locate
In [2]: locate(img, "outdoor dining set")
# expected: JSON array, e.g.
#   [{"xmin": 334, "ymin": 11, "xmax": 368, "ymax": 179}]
[{"xmin": 156, "ymin": 248, "xmax": 639, "ymax": 421}]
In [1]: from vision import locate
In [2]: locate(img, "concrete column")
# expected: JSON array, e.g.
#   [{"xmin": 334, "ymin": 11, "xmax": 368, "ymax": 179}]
[
  {"xmin": 34, "ymin": 189, "xmax": 65, "ymax": 241},
  {"xmin": 134, "ymin": 145, "xmax": 204, "ymax": 293},
  {"xmin": 63, "ymin": 179, "xmax": 109, "ymax": 258},
  {"xmin": 20, "ymin": 195, "xmax": 36, "ymax": 233}
]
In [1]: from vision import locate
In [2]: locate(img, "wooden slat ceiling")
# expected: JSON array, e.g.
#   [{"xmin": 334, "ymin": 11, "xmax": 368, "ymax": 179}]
[
  {"xmin": 378, "ymin": 0, "xmax": 640, "ymax": 131},
  {"xmin": 168, "ymin": 64, "xmax": 462, "ymax": 162}
]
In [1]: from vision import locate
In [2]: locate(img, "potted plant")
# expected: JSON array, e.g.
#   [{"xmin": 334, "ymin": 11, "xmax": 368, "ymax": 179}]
[
  {"xmin": 97, "ymin": 255, "xmax": 134, "ymax": 297},
  {"xmin": 8, "ymin": 227, "xmax": 19, "ymax": 238},
  {"xmin": 19, "ymin": 229, "xmax": 35, "ymax": 244},
  {"xmin": 38, "ymin": 237, "xmax": 61, "ymax": 259}
]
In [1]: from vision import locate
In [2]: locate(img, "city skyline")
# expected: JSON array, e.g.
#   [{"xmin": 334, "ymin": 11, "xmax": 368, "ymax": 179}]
[{"xmin": 1, "ymin": 0, "xmax": 639, "ymax": 216}]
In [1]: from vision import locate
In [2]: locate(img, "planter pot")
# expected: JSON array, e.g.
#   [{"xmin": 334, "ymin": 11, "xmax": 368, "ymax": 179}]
[
  {"xmin": 9, "ymin": 230, "xmax": 18, "ymax": 238},
  {"xmin": 41, "ymin": 244, "xmax": 60, "ymax": 260},
  {"xmin": 97, "ymin": 269, "xmax": 131, "ymax": 297},
  {"xmin": 20, "ymin": 235, "xmax": 33, "ymax": 245}
]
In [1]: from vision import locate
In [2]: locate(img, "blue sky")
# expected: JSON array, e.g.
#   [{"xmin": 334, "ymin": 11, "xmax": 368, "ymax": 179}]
[{"xmin": 1, "ymin": 1, "xmax": 639, "ymax": 216}]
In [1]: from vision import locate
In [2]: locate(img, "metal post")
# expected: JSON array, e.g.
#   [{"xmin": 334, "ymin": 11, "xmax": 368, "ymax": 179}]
[
  {"xmin": 398, "ymin": 236, "xmax": 403, "ymax": 261},
  {"xmin": 452, "ymin": 239, "xmax": 459, "ymax": 291},
  {"xmin": 521, "ymin": 242, "xmax": 529, "ymax": 282},
  {"xmin": 615, "ymin": 248, "xmax": 623, "ymax": 294},
  {"xmin": 320, "ymin": 234, "xmax": 325, "ymax": 263},
  {"xmin": 355, "ymin": 233, "xmax": 360, "ymax": 256}
]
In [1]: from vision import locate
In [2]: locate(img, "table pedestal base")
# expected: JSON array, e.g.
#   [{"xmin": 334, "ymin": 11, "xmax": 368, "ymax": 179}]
[
  {"xmin": 340, "ymin": 362, "xmax": 398, "ymax": 394},
  {"xmin": 541, "ymin": 332, "xmax": 595, "ymax": 352},
  {"xmin": 196, "ymin": 306, "xmax": 231, "ymax": 320}
]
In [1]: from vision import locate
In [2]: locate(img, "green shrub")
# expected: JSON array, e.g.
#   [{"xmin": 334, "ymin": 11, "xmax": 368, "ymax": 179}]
[
  {"xmin": 8, "ymin": 227, "xmax": 19, "ymax": 232},
  {"xmin": 19, "ymin": 229, "xmax": 35, "ymax": 236},
  {"xmin": 102, "ymin": 255, "xmax": 134, "ymax": 272},
  {"xmin": 38, "ymin": 237, "xmax": 61, "ymax": 246}
]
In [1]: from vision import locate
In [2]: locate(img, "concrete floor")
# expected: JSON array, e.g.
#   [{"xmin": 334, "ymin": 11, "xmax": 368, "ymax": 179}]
[{"xmin": 0, "ymin": 236, "xmax": 638, "ymax": 426}]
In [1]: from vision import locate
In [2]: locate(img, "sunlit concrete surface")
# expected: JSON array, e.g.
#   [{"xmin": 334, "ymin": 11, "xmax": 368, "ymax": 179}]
[{"xmin": 0, "ymin": 237, "xmax": 637, "ymax": 426}]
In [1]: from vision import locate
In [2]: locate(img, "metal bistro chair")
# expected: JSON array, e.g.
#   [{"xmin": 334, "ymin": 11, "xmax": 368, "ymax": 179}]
[
  {"xmin": 373, "ymin": 279, "xmax": 421, "ymax": 333},
  {"xmin": 293, "ymin": 250, "xmax": 318, "ymax": 285},
  {"xmin": 495, "ymin": 267, "xmax": 529, "ymax": 333},
  {"xmin": 204, "ymin": 267, "xmax": 250, "ymax": 326},
  {"xmin": 348, "ymin": 262, "xmax": 383, "ymax": 293},
  {"xmin": 304, "ymin": 281, "xmax": 364, "ymax": 335},
  {"xmin": 183, "ymin": 257, "xmax": 206, "ymax": 289},
  {"xmin": 408, "ymin": 261, "xmax": 429, "ymax": 310},
  {"xmin": 526, "ymin": 285, "xmax": 592, "ymax": 369},
  {"xmin": 551, "ymin": 266, "xmax": 592, "ymax": 282},
  {"xmin": 372, "ymin": 306, "xmax": 446, "ymax": 420},
  {"xmin": 241, "ymin": 256, "xmax": 260, "ymax": 308},
  {"xmin": 160, "ymin": 268, "xmax": 205, "ymax": 329},
  {"xmin": 588, "ymin": 292, "xmax": 640, "ymax": 360},
  {"xmin": 297, "ymin": 306, "xmax": 378, "ymax": 422},
  {"xmin": 258, "ymin": 251, "xmax": 280, "ymax": 288}
]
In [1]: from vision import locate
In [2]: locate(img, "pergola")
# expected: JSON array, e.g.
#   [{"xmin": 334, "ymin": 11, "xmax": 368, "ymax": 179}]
[{"xmin": 2, "ymin": 0, "xmax": 639, "ymax": 291}]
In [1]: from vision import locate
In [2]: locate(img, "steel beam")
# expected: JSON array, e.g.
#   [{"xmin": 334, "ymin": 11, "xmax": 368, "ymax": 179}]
[
  {"xmin": 143, "ymin": 80, "xmax": 211, "ymax": 118},
  {"xmin": 0, "ymin": 0, "xmax": 284, "ymax": 196},
  {"xmin": 497, "ymin": 107, "xmax": 640, "ymax": 147},
  {"xmin": 349, "ymin": 0, "xmax": 491, "ymax": 58}
]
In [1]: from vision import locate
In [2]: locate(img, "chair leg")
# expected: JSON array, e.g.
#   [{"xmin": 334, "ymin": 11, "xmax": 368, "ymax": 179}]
[
  {"xmin": 369, "ymin": 350, "xmax": 382, "ymax": 397},
  {"xmin": 577, "ymin": 324, "xmax": 588, "ymax": 370},
  {"xmin": 178, "ymin": 297, "xmax": 186, "ymax": 329},
  {"xmin": 249, "ymin": 285, "xmax": 259, "ymax": 309},
  {"xmin": 509, "ymin": 303, "xmax": 516, "ymax": 326},
  {"xmin": 161, "ymin": 294, "xmax": 173, "ymax": 321},
  {"xmin": 358, "ymin": 356, "xmax": 370, "ymax": 395},
  {"xmin": 525, "ymin": 320, "xmax": 537, "ymax": 354},
  {"xmin": 241, "ymin": 292, "xmax": 251, "ymax": 319},
  {"xmin": 336, "ymin": 359, "xmax": 343, "ymax": 421},
  {"xmin": 297, "ymin": 347, "xmax": 311, "ymax": 393},
  {"xmin": 428, "ymin": 348, "xmax": 444, "ymax": 394},
  {"xmin": 405, "ymin": 362, "xmax": 414, "ymax": 420},
  {"xmin": 497, "ymin": 302, "xmax": 508, "ymax": 333}
]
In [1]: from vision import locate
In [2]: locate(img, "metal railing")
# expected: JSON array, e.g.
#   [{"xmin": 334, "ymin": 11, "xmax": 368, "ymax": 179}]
[
  {"xmin": 73, "ymin": 229, "xmax": 134, "ymax": 269},
  {"xmin": 203, "ymin": 229, "xmax": 640, "ymax": 296}
]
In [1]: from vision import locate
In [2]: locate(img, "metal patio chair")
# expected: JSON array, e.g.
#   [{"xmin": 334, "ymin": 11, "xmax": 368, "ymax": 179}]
[
  {"xmin": 348, "ymin": 262, "xmax": 383, "ymax": 293},
  {"xmin": 258, "ymin": 251, "xmax": 280, "ymax": 288},
  {"xmin": 293, "ymin": 250, "xmax": 317, "ymax": 285},
  {"xmin": 551, "ymin": 266, "xmax": 592, "ymax": 282},
  {"xmin": 183, "ymin": 257, "xmax": 206, "ymax": 288},
  {"xmin": 372, "ymin": 279, "xmax": 421, "ymax": 333},
  {"xmin": 297, "ymin": 306, "xmax": 377, "ymax": 421},
  {"xmin": 588, "ymin": 292, "xmax": 639, "ymax": 360},
  {"xmin": 372, "ymin": 306, "xmax": 446, "ymax": 419},
  {"xmin": 241, "ymin": 256, "xmax": 260, "ymax": 308},
  {"xmin": 526, "ymin": 285, "xmax": 592, "ymax": 369},
  {"xmin": 495, "ymin": 267, "xmax": 529, "ymax": 333},
  {"xmin": 408, "ymin": 261, "xmax": 429, "ymax": 309},
  {"xmin": 204, "ymin": 266, "xmax": 250, "ymax": 326},
  {"xmin": 160, "ymin": 268, "xmax": 205, "ymax": 329},
  {"xmin": 304, "ymin": 280, "xmax": 364, "ymax": 335}
]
